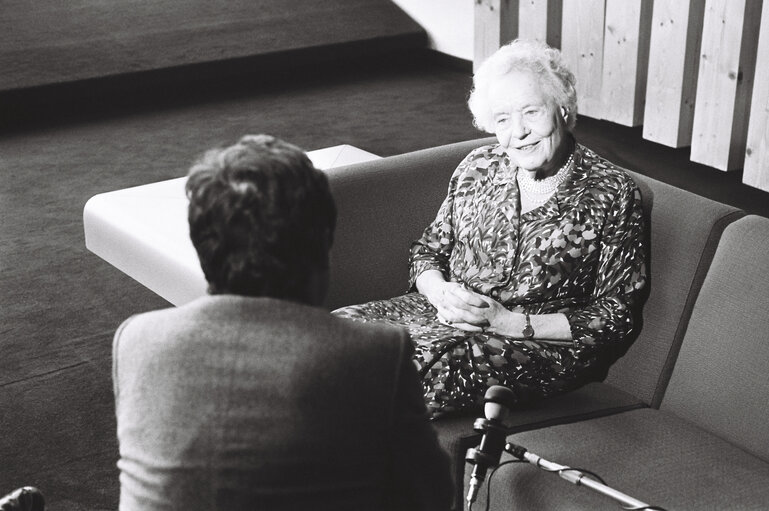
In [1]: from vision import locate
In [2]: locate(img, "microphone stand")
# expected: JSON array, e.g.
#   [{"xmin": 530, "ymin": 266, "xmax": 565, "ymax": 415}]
[
  {"xmin": 465, "ymin": 417, "xmax": 507, "ymax": 505},
  {"xmin": 503, "ymin": 442, "xmax": 663, "ymax": 510}
]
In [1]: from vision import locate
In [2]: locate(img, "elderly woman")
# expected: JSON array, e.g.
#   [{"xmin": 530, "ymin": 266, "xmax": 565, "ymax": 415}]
[{"xmin": 334, "ymin": 39, "xmax": 646, "ymax": 417}]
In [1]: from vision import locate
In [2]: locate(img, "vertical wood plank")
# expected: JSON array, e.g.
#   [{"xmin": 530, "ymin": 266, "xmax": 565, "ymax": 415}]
[
  {"xmin": 474, "ymin": 0, "xmax": 519, "ymax": 70},
  {"xmin": 560, "ymin": 0, "xmax": 606, "ymax": 119},
  {"xmin": 546, "ymin": 0, "xmax": 563, "ymax": 49},
  {"xmin": 600, "ymin": 0, "xmax": 653, "ymax": 126},
  {"xmin": 643, "ymin": 0, "xmax": 705, "ymax": 147},
  {"xmin": 519, "ymin": 0, "xmax": 549, "ymax": 42},
  {"xmin": 690, "ymin": 0, "xmax": 762, "ymax": 171},
  {"xmin": 743, "ymin": 2, "xmax": 769, "ymax": 191},
  {"xmin": 518, "ymin": 0, "xmax": 562, "ymax": 48}
]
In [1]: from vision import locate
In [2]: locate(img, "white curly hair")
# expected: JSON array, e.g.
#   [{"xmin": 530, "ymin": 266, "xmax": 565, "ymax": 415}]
[{"xmin": 468, "ymin": 39, "xmax": 578, "ymax": 133}]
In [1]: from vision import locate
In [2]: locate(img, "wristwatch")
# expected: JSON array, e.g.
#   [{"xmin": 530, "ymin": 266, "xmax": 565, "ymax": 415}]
[{"xmin": 522, "ymin": 310, "xmax": 535, "ymax": 339}]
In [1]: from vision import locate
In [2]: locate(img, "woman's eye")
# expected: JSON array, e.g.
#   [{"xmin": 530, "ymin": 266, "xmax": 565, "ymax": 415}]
[
  {"xmin": 524, "ymin": 109, "xmax": 541, "ymax": 117},
  {"xmin": 496, "ymin": 117, "xmax": 509, "ymax": 126}
]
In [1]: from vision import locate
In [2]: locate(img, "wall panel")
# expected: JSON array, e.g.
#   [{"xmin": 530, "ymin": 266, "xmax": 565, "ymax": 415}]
[
  {"xmin": 560, "ymin": 0, "xmax": 606, "ymax": 119},
  {"xmin": 601, "ymin": 0, "xmax": 653, "ymax": 126},
  {"xmin": 743, "ymin": 2, "xmax": 769, "ymax": 192},
  {"xmin": 690, "ymin": 0, "xmax": 762, "ymax": 171},
  {"xmin": 474, "ymin": 0, "xmax": 518, "ymax": 70},
  {"xmin": 518, "ymin": 0, "xmax": 562, "ymax": 48},
  {"xmin": 643, "ymin": 0, "xmax": 705, "ymax": 147}
]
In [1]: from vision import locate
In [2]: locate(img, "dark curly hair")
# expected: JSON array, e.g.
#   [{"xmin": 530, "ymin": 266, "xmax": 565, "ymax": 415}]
[{"xmin": 185, "ymin": 134, "xmax": 336, "ymax": 301}]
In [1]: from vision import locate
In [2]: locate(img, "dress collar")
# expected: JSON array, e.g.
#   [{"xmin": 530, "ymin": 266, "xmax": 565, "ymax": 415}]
[
  {"xmin": 489, "ymin": 141, "xmax": 588, "ymax": 219},
  {"xmin": 533, "ymin": 143, "xmax": 587, "ymax": 220}
]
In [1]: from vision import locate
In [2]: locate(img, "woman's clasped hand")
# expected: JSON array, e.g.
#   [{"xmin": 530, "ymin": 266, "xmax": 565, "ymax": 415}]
[{"xmin": 418, "ymin": 270, "xmax": 517, "ymax": 334}]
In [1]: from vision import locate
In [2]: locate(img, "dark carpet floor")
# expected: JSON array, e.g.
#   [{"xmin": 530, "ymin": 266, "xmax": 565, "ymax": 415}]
[{"xmin": 2, "ymin": 47, "xmax": 768, "ymax": 510}]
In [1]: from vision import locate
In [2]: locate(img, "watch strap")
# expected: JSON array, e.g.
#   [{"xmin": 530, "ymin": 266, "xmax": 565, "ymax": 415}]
[{"xmin": 522, "ymin": 310, "xmax": 535, "ymax": 339}]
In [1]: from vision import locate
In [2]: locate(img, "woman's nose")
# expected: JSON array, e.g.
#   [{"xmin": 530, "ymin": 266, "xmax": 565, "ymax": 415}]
[
  {"xmin": 509, "ymin": 115, "xmax": 529, "ymax": 139},
  {"xmin": 499, "ymin": 117, "xmax": 528, "ymax": 147}
]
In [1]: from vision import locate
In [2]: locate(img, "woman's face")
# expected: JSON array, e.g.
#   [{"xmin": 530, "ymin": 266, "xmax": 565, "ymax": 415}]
[{"xmin": 488, "ymin": 70, "xmax": 568, "ymax": 174}]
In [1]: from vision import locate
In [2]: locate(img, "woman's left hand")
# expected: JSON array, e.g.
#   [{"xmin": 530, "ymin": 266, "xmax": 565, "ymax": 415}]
[
  {"xmin": 438, "ymin": 294, "xmax": 513, "ymax": 333},
  {"xmin": 476, "ymin": 295, "xmax": 511, "ymax": 332}
]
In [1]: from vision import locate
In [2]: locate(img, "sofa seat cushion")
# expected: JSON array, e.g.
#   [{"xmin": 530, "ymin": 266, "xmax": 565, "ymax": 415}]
[
  {"xmin": 466, "ymin": 408, "xmax": 769, "ymax": 510},
  {"xmin": 437, "ymin": 382, "xmax": 642, "ymax": 509}
]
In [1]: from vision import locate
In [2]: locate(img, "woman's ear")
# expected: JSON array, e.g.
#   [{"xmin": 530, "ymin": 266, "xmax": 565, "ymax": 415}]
[{"xmin": 560, "ymin": 106, "xmax": 568, "ymax": 121}]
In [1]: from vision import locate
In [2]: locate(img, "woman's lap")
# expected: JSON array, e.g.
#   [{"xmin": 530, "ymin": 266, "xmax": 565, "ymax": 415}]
[{"xmin": 333, "ymin": 293, "xmax": 584, "ymax": 417}]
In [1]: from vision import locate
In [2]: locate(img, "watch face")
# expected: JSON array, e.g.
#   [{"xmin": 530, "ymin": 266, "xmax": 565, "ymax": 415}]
[{"xmin": 523, "ymin": 325, "xmax": 535, "ymax": 339}]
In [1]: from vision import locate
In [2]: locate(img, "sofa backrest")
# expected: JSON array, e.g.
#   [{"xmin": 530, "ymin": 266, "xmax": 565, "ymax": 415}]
[
  {"xmin": 324, "ymin": 138, "xmax": 491, "ymax": 310},
  {"xmin": 605, "ymin": 170, "xmax": 743, "ymax": 407},
  {"xmin": 323, "ymin": 137, "xmax": 743, "ymax": 409},
  {"xmin": 660, "ymin": 215, "xmax": 769, "ymax": 463}
]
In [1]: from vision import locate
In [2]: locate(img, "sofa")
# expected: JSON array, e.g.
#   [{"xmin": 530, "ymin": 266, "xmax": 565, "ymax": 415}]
[{"xmin": 322, "ymin": 137, "xmax": 769, "ymax": 510}]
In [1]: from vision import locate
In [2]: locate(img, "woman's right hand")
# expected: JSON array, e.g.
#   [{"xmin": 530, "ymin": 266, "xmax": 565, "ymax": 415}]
[{"xmin": 416, "ymin": 271, "xmax": 489, "ymax": 331}]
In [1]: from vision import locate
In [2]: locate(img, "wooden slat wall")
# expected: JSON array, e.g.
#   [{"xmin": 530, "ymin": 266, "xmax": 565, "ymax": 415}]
[
  {"xmin": 560, "ymin": 0, "xmax": 606, "ymax": 119},
  {"xmin": 518, "ymin": 0, "xmax": 562, "ymax": 48},
  {"xmin": 474, "ymin": 0, "xmax": 769, "ymax": 192},
  {"xmin": 601, "ymin": 0, "xmax": 653, "ymax": 126},
  {"xmin": 744, "ymin": 1, "xmax": 769, "ymax": 190},
  {"xmin": 643, "ymin": 0, "xmax": 705, "ymax": 148},
  {"xmin": 690, "ymin": 0, "xmax": 762, "ymax": 171},
  {"xmin": 474, "ymin": 0, "xmax": 518, "ymax": 71}
]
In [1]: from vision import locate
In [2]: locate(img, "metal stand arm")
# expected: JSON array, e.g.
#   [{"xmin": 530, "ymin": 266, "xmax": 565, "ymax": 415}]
[{"xmin": 504, "ymin": 442, "xmax": 664, "ymax": 510}]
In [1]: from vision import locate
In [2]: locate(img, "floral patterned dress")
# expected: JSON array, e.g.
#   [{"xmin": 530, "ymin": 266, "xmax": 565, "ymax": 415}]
[{"xmin": 333, "ymin": 142, "xmax": 647, "ymax": 417}]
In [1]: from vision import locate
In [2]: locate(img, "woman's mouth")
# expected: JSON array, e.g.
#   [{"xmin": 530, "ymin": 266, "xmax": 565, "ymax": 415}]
[{"xmin": 515, "ymin": 140, "xmax": 540, "ymax": 152}]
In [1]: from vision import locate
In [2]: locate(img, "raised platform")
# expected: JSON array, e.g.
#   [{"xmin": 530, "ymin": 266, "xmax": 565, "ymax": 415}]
[
  {"xmin": 83, "ymin": 144, "xmax": 380, "ymax": 305},
  {"xmin": 0, "ymin": 0, "xmax": 425, "ymax": 92}
]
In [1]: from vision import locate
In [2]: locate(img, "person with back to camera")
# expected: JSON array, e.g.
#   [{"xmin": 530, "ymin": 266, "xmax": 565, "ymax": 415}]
[
  {"xmin": 333, "ymin": 39, "xmax": 647, "ymax": 417},
  {"xmin": 111, "ymin": 134, "xmax": 453, "ymax": 510}
]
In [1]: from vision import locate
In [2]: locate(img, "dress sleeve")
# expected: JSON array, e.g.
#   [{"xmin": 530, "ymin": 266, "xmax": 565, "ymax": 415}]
[
  {"xmin": 565, "ymin": 179, "xmax": 647, "ymax": 355},
  {"xmin": 407, "ymin": 151, "xmax": 476, "ymax": 290},
  {"xmin": 387, "ymin": 332, "xmax": 454, "ymax": 511}
]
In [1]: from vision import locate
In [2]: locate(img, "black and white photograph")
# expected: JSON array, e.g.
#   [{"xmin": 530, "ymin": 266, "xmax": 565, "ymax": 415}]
[{"xmin": 2, "ymin": 1, "xmax": 768, "ymax": 510}]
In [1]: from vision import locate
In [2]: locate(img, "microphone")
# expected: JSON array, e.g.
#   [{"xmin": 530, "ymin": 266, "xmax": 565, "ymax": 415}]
[
  {"xmin": 0, "ymin": 486, "xmax": 45, "ymax": 511},
  {"xmin": 465, "ymin": 385, "xmax": 517, "ymax": 507}
]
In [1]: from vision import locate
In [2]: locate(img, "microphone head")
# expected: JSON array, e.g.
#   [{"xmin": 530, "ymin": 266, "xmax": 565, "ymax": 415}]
[
  {"xmin": 484, "ymin": 401, "xmax": 506, "ymax": 422},
  {"xmin": 483, "ymin": 385, "xmax": 516, "ymax": 421}
]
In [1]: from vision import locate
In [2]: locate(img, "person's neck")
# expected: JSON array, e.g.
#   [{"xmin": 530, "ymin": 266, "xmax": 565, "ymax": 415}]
[{"xmin": 531, "ymin": 136, "xmax": 575, "ymax": 180}]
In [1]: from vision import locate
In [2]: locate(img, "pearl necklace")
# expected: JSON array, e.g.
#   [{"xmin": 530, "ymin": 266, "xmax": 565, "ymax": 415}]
[{"xmin": 517, "ymin": 153, "xmax": 574, "ymax": 196}]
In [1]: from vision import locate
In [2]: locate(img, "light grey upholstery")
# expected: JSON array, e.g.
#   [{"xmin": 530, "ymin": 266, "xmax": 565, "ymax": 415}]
[
  {"xmin": 321, "ymin": 139, "xmax": 746, "ymax": 509},
  {"xmin": 605, "ymin": 171, "xmax": 742, "ymax": 407},
  {"xmin": 662, "ymin": 216, "xmax": 769, "ymax": 462},
  {"xmin": 473, "ymin": 408, "xmax": 769, "ymax": 510},
  {"xmin": 471, "ymin": 216, "xmax": 769, "ymax": 510}
]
